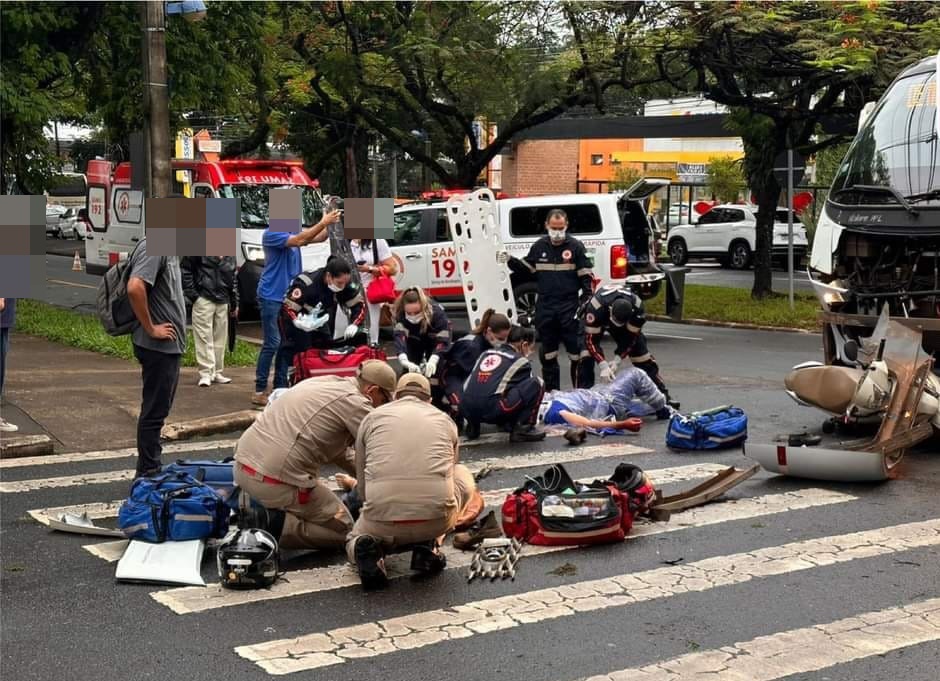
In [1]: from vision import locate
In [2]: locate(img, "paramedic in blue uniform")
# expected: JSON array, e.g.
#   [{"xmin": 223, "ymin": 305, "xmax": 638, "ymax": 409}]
[
  {"xmin": 391, "ymin": 287, "xmax": 453, "ymax": 397},
  {"xmin": 460, "ymin": 325, "xmax": 546, "ymax": 442},
  {"xmin": 280, "ymin": 256, "xmax": 366, "ymax": 371},
  {"xmin": 508, "ymin": 209, "xmax": 594, "ymax": 391},
  {"xmin": 580, "ymin": 283, "xmax": 677, "ymax": 407}
]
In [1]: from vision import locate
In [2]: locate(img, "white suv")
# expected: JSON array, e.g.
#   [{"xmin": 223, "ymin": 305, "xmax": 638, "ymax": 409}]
[
  {"xmin": 391, "ymin": 180, "xmax": 672, "ymax": 319},
  {"xmin": 666, "ymin": 204, "xmax": 808, "ymax": 269}
]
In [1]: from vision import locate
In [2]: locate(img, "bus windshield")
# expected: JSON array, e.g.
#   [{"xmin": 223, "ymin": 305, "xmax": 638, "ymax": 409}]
[
  {"xmin": 219, "ymin": 184, "xmax": 325, "ymax": 229},
  {"xmin": 46, "ymin": 173, "xmax": 88, "ymax": 208},
  {"xmin": 831, "ymin": 68, "xmax": 939, "ymax": 206}
]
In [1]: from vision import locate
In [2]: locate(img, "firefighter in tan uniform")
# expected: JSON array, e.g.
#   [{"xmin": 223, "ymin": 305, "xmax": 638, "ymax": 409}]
[
  {"xmin": 233, "ymin": 360, "xmax": 397, "ymax": 550},
  {"xmin": 346, "ymin": 373, "xmax": 478, "ymax": 590}
]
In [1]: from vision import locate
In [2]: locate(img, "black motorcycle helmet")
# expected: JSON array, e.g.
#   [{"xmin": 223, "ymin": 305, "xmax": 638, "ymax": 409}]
[{"xmin": 217, "ymin": 528, "xmax": 280, "ymax": 590}]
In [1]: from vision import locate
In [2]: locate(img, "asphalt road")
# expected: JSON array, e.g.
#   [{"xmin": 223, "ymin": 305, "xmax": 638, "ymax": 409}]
[
  {"xmin": 3, "ymin": 323, "xmax": 939, "ymax": 681},
  {"xmin": 683, "ymin": 262, "xmax": 814, "ymax": 293}
]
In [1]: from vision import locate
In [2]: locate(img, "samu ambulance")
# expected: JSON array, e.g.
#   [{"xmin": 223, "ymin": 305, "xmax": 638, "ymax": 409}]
[{"xmin": 84, "ymin": 158, "xmax": 328, "ymax": 313}]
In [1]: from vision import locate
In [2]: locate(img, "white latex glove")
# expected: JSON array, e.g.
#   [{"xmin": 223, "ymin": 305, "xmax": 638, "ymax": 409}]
[
  {"xmin": 293, "ymin": 309, "xmax": 329, "ymax": 332},
  {"xmin": 609, "ymin": 356, "xmax": 622, "ymax": 373},
  {"xmin": 344, "ymin": 323, "xmax": 359, "ymax": 340},
  {"xmin": 598, "ymin": 360, "xmax": 616, "ymax": 382},
  {"xmin": 398, "ymin": 353, "xmax": 421, "ymax": 373},
  {"xmin": 496, "ymin": 250, "xmax": 510, "ymax": 264},
  {"xmin": 424, "ymin": 355, "xmax": 440, "ymax": 378}
]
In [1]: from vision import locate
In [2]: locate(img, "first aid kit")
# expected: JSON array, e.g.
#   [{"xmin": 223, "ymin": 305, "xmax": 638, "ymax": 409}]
[
  {"xmin": 118, "ymin": 472, "xmax": 231, "ymax": 543},
  {"xmin": 162, "ymin": 458, "xmax": 236, "ymax": 503},
  {"xmin": 501, "ymin": 463, "xmax": 655, "ymax": 546},
  {"xmin": 666, "ymin": 406, "xmax": 748, "ymax": 451},
  {"xmin": 291, "ymin": 344, "xmax": 387, "ymax": 384}
]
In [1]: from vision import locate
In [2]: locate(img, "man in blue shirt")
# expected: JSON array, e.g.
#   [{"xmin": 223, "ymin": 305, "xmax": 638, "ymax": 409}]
[{"xmin": 254, "ymin": 208, "xmax": 342, "ymax": 406}]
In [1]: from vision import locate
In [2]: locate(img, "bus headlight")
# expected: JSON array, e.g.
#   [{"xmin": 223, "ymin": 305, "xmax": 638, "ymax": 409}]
[{"xmin": 242, "ymin": 244, "xmax": 265, "ymax": 263}]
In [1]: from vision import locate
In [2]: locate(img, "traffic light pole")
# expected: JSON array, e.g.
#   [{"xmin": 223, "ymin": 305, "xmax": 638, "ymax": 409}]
[{"xmin": 141, "ymin": 1, "xmax": 171, "ymax": 199}]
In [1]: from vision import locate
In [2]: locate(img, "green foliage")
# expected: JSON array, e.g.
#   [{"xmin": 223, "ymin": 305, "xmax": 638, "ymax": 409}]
[
  {"xmin": 705, "ymin": 156, "xmax": 744, "ymax": 203},
  {"xmin": 812, "ymin": 141, "xmax": 850, "ymax": 188},
  {"xmin": 16, "ymin": 299, "xmax": 259, "ymax": 368},
  {"xmin": 608, "ymin": 165, "xmax": 642, "ymax": 192}
]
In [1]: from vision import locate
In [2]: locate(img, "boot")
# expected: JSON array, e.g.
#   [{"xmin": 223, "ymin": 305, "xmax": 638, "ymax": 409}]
[
  {"xmin": 410, "ymin": 542, "xmax": 447, "ymax": 575},
  {"xmin": 656, "ymin": 407, "xmax": 672, "ymax": 420},
  {"xmin": 563, "ymin": 428, "xmax": 587, "ymax": 446},
  {"xmin": 464, "ymin": 419, "xmax": 481, "ymax": 441},
  {"xmin": 510, "ymin": 424, "xmax": 547, "ymax": 443},
  {"xmin": 355, "ymin": 535, "xmax": 389, "ymax": 591},
  {"xmin": 665, "ymin": 392, "xmax": 680, "ymax": 410},
  {"xmin": 452, "ymin": 511, "xmax": 502, "ymax": 551}
]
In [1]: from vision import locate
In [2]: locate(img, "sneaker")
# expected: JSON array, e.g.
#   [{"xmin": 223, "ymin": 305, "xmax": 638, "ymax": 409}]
[
  {"xmin": 410, "ymin": 542, "xmax": 447, "ymax": 575},
  {"xmin": 198, "ymin": 376, "xmax": 212, "ymax": 387},
  {"xmin": 251, "ymin": 391, "xmax": 268, "ymax": 408},
  {"xmin": 355, "ymin": 535, "xmax": 389, "ymax": 591},
  {"xmin": 213, "ymin": 374, "xmax": 232, "ymax": 384},
  {"xmin": 563, "ymin": 428, "xmax": 587, "ymax": 446},
  {"xmin": 509, "ymin": 424, "xmax": 547, "ymax": 443},
  {"xmin": 463, "ymin": 420, "xmax": 481, "ymax": 441},
  {"xmin": 0, "ymin": 418, "xmax": 19, "ymax": 433},
  {"xmin": 453, "ymin": 511, "xmax": 502, "ymax": 551}
]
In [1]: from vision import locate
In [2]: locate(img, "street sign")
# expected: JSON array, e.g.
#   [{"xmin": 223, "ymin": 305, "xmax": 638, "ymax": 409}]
[{"xmin": 197, "ymin": 139, "xmax": 221, "ymax": 153}]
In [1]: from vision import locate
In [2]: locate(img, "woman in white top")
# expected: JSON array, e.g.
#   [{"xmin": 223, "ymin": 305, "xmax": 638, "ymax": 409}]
[{"xmin": 350, "ymin": 239, "xmax": 399, "ymax": 344}]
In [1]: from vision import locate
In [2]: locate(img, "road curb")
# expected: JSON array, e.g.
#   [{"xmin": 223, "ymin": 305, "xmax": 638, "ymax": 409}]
[
  {"xmin": 0, "ymin": 434, "xmax": 56, "ymax": 459},
  {"xmin": 647, "ymin": 314, "xmax": 821, "ymax": 335},
  {"xmin": 161, "ymin": 409, "xmax": 259, "ymax": 442}
]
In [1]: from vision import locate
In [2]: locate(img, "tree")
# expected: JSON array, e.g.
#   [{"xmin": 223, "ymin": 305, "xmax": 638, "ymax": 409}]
[
  {"xmin": 658, "ymin": 1, "xmax": 940, "ymax": 299},
  {"xmin": 608, "ymin": 165, "xmax": 643, "ymax": 192},
  {"xmin": 279, "ymin": 1, "xmax": 666, "ymax": 192},
  {"xmin": 705, "ymin": 156, "xmax": 745, "ymax": 203}
]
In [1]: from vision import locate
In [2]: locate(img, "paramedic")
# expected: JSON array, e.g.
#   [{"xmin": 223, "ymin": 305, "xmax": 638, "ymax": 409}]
[
  {"xmin": 392, "ymin": 287, "xmax": 453, "ymax": 392},
  {"xmin": 461, "ymin": 325, "xmax": 546, "ymax": 442},
  {"xmin": 234, "ymin": 360, "xmax": 397, "ymax": 550},
  {"xmin": 508, "ymin": 209, "xmax": 593, "ymax": 391},
  {"xmin": 346, "ymin": 373, "xmax": 478, "ymax": 590}
]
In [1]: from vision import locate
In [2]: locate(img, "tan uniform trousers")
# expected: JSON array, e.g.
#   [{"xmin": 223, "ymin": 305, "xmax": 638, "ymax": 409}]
[
  {"xmin": 234, "ymin": 464, "xmax": 352, "ymax": 550},
  {"xmin": 345, "ymin": 464, "xmax": 475, "ymax": 563}
]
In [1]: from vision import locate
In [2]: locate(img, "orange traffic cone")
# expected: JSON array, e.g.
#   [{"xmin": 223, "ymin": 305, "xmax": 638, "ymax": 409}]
[{"xmin": 72, "ymin": 250, "xmax": 83, "ymax": 272}]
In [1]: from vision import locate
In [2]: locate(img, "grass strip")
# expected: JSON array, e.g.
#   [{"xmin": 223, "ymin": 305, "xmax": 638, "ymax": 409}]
[
  {"xmin": 16, "ymin": 299, "xmax": 259, "ymax": 367},
  {"xmin": 645, "ymin": 283, "xmax": 820, "ymax": 330}
]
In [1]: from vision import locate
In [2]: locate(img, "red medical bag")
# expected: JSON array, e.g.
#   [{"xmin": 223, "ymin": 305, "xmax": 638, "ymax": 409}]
[{"xmin": 291, "ymin": 345, "xmax": 387, "ymax": 384}]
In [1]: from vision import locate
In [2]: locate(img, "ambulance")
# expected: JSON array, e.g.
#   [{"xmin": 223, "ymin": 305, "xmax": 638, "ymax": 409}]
[{"xmin": 84, "ymin": 158, "xmax": 328, "ymax": 313}]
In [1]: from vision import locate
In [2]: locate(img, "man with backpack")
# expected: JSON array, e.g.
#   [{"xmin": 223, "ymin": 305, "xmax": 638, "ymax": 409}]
[{"xmin": 126, "ymin": 238, "xmax": 187, "ymax": 478}]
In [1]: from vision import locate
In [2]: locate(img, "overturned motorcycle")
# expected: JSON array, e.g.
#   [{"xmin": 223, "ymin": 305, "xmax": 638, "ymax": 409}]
[{"xmin": 746, "ymin": 306, "xmax": 939, "ymax": 481}]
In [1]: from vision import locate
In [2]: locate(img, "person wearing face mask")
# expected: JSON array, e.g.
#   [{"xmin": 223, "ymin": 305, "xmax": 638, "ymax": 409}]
[
  {"xmin": 508, "ymin": 209, "xmax": 594, "ymax": 392},
  {"xmin": 279, "ymin": 256, "xmax": 367, "ymax": 369},
  {"xmin": 391, "ymin": 287, "xmax": 453, "ymax": 387},
  {"xmin": 460, "ymin": 325, "xmax": 546, "ymax": 442},
  {"xmin": 233, "ymin": 360, "xmax": 397, "ymax": 550},
  {"xmin": 580, "ymin": 283, "xmax": 678, "ymax": 408},
  {"xmin": 438, "ymin": 309, "xmax": 512, "ymax": 431}
]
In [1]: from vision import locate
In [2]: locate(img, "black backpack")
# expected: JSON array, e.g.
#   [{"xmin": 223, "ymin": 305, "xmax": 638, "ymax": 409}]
[{"xmin": 95, "ymin": 241, "xmax": 163, "ymax": 336}]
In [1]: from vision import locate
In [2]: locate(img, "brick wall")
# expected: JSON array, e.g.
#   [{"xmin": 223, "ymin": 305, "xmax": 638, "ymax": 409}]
[{"xmin": 501, "ymin": 139, "xmax": 580, "ymax": 196}]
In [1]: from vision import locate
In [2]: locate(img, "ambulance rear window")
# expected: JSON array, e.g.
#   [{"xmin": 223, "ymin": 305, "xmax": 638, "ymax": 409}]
[{"xmin": 508, "ymin": 204, "xmax": 603, "ymax": 237}]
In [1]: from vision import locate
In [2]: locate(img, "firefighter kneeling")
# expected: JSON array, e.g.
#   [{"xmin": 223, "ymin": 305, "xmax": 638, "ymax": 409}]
[
  {"xmin": 461, "ymin": 326, "xmax": 546, "ymax": 443},
  {"xmin": 347, "ymin": 373, "xmax": 478, "ymax": 590}
]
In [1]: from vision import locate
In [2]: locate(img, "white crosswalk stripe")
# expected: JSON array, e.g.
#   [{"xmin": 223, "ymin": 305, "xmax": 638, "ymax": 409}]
[
  {"xmin": 0, "ymin": 438, "xmax": 240, "ymax": 469},
  {"xmin": 7, "ymin": 442, "xmax": 652, "ymax": 494},
  {"xmin": 234, "ymin": 518, "xmax": 940, "ymax": 674},
  {"xmin": 579, "ymin": 598, "xmax": 940, "ymax": 681},
  {"xmin": 152, "ymin": 487, "xmax": 855, "ymax": 615},
  {"xmin": 28, "ymin": 462, "xmax": 728, "ymax": 529}
]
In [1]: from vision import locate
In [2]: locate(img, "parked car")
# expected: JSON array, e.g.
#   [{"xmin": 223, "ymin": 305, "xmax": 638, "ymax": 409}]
[
  {"xmin": 391, "ymin": 179, "xmax": 673, "ymax": 319},
  {"xmin": 56, "ymin": 208, "xmax": 85, "ymax": 240},
  {"xmin": 666, "ymin": 204, "xmax": 808, "ymax": 269},
  {"xmin": 45, "ymin": 204, "xmax": 68, "ymax": 237}
]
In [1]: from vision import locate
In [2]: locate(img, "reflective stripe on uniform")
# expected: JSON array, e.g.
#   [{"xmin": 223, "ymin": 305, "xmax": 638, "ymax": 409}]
[
  {"xmin": 590, "ymin": 297, "xmax": 603, "ymax": 309},
  {"xmin": 585, "ymin": 325, "xmax": 602, "ymax": 334},
  {"xmin": 631, "ymin": 352, "xmax": 652, "ymax": 362},
  {"xmin": 566, "ymin": 353, "xmax": 580, "ymax": 361},
  {"xmin": 495, "ymin": 358, "xmax": 529, "ymax": 394},
  {"xmin": 627, "ymin": 323, "xmax": 641, "ymax": 334},
  {"xmin": 577, "ymin": 268, "xmax": 592, "ymax": 277},
  {"xmin": 434, "ymin": 330, "xmax": 450, "ymax": 339},
  {"xmin": 394, "ymin": 323, "xmax": 409, "ymax": 336},
  {"xmin": 543, "ymin": 350, "xmax": 559, "ymax": 360},
  {"xmin": 534, "ymin": 263, "xmax": 576, "ymax": 272}
]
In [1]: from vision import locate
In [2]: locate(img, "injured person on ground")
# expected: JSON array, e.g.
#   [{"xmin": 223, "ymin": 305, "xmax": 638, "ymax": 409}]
[{"xmin": 540, "ymin": 365, "xmax": 674, "ymax": 432}]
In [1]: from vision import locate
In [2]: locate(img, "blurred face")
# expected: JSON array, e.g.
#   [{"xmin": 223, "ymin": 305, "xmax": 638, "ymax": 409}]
[{"xmin": 546, "ymin": 215, "xmax": 568, "ymax": 243}]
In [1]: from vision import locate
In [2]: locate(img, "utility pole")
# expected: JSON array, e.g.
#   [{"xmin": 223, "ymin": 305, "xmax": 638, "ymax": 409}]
[{"xmin": 141, "ymin": 1, "xmax": 171, "ymax": 198}]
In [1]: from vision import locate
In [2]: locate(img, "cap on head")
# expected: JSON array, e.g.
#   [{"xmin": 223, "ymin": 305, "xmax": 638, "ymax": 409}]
[
  {"xmin": 357, "ymin": 360, "xmax": 397, "ymax": 398},
  {"xmin": 611, "ymin": 299, "xmax": 634, "ymax": 326},
  {"xmin": 395, "ymin": 373, "xmax": 431, "ymax": 400}
]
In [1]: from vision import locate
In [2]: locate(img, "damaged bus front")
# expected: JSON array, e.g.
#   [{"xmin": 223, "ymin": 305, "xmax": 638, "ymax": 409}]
[{"xmin": 810, "ymin": 54, "xmax": 940, "ymax": 364}]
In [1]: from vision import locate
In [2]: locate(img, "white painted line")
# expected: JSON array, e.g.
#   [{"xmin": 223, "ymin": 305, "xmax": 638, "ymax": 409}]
[
  {"xmin": 153, "ymin": 487, "xmax": 855, "ymax": 615},
  {"xmin": 83, "ymin": 540, "xmax": 128, "ymax": 562},
  {"xmin": 48, "ymin": 278, "xmax": 97, "ymax": 290},
  {"xmin": 581, "ymin": 598, "xmax": 940, "ymax": 681},
  {"xmin": 38, "ymin": 460, "xmax": 716, "ymax": 531},
  {"xmin": 0, "ymin": 438, "xmax": 240, "ymax": 469},
  {"xmin": 644, "ymin": 333, "xmax": 704, "ymax": 342},
  {"xmin": 235, "ymin": 518, "xmax": 940, "ymax": 674},
  {"xmin": 9, "ymin": 442, "xmax": 652, "ymax": 494}
]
